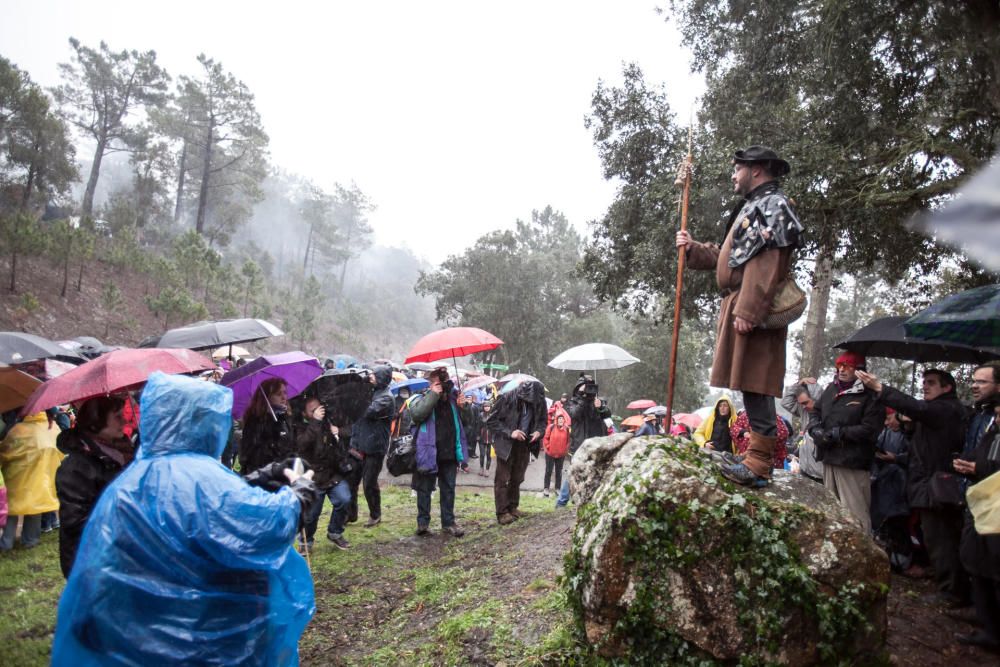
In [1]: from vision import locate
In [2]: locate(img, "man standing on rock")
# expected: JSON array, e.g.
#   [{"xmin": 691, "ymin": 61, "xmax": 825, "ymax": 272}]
[{"xmin": 676, "ymin": 145, "xmax": 803, "ymax": 487}]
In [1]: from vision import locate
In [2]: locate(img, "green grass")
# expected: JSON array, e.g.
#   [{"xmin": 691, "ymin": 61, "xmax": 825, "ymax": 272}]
[
  {"xmin": 0, "ymin": 527, "xmax": 63, "ymax": 666},
  {"xmin": 0, "ymin": 485, "xmax": 585, "ymax": 666}
]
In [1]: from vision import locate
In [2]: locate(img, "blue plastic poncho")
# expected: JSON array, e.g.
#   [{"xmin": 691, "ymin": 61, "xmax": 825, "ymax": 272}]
[{"xmin": 51, "ymin": 372, "xmax": 314, "ymax": 666}]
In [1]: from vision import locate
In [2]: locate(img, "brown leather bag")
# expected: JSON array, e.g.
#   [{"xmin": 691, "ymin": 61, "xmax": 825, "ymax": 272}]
[{"xmin": 760, "ymin": 278, "xmax": 807, "ymax": 329}]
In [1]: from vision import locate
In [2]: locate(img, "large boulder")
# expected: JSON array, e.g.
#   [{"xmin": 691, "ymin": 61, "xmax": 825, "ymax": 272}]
[{"xmin": 564, "ymin": 433, "xmax": 889, "ymax": 665}]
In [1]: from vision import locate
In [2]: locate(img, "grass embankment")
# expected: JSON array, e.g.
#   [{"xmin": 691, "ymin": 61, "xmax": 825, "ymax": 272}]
[{"xmin": 0, "ymin": 486, "xmax": 581, "ymax": 666}]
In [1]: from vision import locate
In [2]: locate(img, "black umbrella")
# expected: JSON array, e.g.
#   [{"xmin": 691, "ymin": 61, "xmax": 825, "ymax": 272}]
[
  {"xmin": 834, "ymin": 315, "xmax": 1000, "ymax": 364},
  {"xmin": 0, "ymin": 332, "xmax": 84, "ymax": 365},
  {"xmin": 138, "ymin": 318, "xmax": 284, "ymax": 351}
]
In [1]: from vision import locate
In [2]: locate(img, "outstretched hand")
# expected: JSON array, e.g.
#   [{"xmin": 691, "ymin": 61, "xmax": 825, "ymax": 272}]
[{"xmin": 855, "ymin": 370, "xmax": 883, "ymax": 393}]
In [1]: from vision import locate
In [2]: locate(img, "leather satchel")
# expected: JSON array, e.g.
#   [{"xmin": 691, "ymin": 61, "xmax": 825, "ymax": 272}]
[
  {"xmin": 760, "ymin": 278, "xmax": 808, "ymax": 329},
  {"xmin": 929, "ymin": 470, "xmax": 966, "ymax": 508}
]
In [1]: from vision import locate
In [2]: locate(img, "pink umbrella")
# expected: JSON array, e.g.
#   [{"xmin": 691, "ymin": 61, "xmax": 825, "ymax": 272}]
[
  {"xmin": 627, "ymin": 399, "xmax": 657, "ymax": 410},
  {"xmin": 21, "ymin": 348, "xmax": 215, "ymax": 415},
  {"xmin": 672, "ymin": 412, "xmax": 703, "ymax": 430}
]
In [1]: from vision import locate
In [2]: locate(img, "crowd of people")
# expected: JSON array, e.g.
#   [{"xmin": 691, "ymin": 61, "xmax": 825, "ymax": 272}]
[{"xmin": 1, "ymin": 142, "xmax": 996, "ymax": 660}]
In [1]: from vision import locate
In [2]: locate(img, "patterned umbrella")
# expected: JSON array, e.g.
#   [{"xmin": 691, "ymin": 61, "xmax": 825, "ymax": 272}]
[{"xmin": 904, "ymin": 284, "xmax": 1000, "ymax": 349}]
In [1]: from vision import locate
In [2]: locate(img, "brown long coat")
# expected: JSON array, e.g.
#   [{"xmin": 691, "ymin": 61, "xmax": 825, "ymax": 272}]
[{"xmin": 686, "ymin": 230, "xmax": 792, "ymax": 397}]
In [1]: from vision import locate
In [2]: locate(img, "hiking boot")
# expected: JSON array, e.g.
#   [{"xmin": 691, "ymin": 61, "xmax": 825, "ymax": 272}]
[
  {"xmin": 718, "ymin": 461, "xmax": 769, "ymax": 488},
  {"xmin": 509, "ymin": 508, "xmax": 527, "ymax": 519},
  {"xmin": 415, "ymin": 524, "xmax": 430, "ymax": 536},
  {"xmin": 327, "ymin": 534, "xmax": 351, "ymax": 550},
  {"xmin": 497, "ymin": 513, "xmax": 516, "ymax": 525},
  {"xmin": 443, "ymin": 524, "xmax": 465, "ymax": 537},
  {"xmin": 364, "ymin": 516, "xmax": 381, "ymax": 528},
  {"xmin": 721, "ymin": 451, "xmax": 744, "ymax": 466}
]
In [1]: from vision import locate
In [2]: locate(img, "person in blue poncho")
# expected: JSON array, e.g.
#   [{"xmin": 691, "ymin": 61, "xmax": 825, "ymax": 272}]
[{"xmin": 51, "ymin": 372, "xmax": 319, "ymax": 666}]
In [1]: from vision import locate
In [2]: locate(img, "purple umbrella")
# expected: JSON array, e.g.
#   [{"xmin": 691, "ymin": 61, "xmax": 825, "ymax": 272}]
[{"xmin": 220, "ymin": 351, "xmax": 322, "ymax": 418}]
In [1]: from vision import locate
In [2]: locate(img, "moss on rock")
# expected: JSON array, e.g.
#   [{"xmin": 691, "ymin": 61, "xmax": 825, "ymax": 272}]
[{"xmin": 563, "ymin": 434, "xmax": 889, "ymax": 665}]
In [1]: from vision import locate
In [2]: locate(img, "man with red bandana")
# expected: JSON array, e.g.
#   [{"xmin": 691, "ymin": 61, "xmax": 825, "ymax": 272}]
[{"xmin": 807, "ymin": 352, "xmax": 885, "ymax": 532}]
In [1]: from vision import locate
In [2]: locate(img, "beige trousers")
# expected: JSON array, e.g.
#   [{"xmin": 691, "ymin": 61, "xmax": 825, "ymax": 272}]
[{"xmin": 823, "ymin": 464, "xmax": 872, "ymax": 533}]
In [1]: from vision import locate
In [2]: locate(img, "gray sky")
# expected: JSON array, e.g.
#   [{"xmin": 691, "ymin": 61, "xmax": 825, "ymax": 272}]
[{"xmin": 1, "ymin": 0, "xmax": 703, "ymax": 263}]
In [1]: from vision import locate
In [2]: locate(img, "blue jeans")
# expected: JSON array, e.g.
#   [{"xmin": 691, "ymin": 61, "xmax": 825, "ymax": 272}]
[
  {"xmin": 555, "ymin": 477, "xmax": 571, "ymax": 507},
  {"xmin": 0, "ymin": 515, "xmax": 42, "ymax": 550},
  {"xmin": 304, "ymin": 480, "xmax": 352, "ymax": 541},
  {"xmin": 415, "ymin": 461, "xmax": 457, "ymax": 528}
]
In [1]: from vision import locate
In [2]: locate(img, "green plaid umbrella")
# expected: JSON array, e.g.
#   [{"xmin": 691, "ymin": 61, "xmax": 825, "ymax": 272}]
[{"xmin": 904, "ymin": 284, "xmax": 1000, "ymax": 349}]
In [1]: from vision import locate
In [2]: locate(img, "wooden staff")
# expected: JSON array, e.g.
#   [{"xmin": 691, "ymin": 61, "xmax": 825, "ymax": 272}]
[{"xmin": 666, "ymin": 128, "xmax": 694, "ymax": 428}]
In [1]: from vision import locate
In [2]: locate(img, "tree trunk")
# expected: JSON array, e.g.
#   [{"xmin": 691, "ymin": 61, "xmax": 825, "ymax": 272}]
[
  {"xmin": 243, "ymin": 284, "xmax": 250, "ymax": 318},
  {"xmin": 195, "ymin": 126, "xmax": 214, "ymax": 235},
  {"xmin": 76, "ymin": 259, "xmax": 84, "ymax": 292},
  {"xmin": 303, "ymin": 224, "xmax": 313, "ymax": 273},
  {"xmin": 60, "ymin": 234, "xmax": 72, "ymax": 298},
  {"xmin": 9, "ymin": 251, "xmax": 17, "ymax": 293},
  {"xmin": 338, "ymin": 224, "xmax": 352, "ymax": 292},
  {"xmin": 82, "ymin": 138, "xmax": 108, "ymax": 218},
  {"xmin": 174, "ymin": 139, "xmax": 188, "ymax": 224},
  {"xmin": 798, "ymin": 235, "xmax": 836, "ymax": 380},
  {"xmin": 21, "ymin": 164, "xmax": 36, "ymax": 209}
]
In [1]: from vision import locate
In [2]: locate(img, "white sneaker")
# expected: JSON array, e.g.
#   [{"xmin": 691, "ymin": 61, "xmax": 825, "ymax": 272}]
[{"xmin": 542, "ymin": 490, "xmax": 550, "ymax": 498}]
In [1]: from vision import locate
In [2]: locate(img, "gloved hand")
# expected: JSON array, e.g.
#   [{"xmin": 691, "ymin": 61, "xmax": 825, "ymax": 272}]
[
  {"xmin": 808, "ymin": 427, "xmax": 825, "ymax": 445},
  {"xmin": 822, "ymin": 427, "xmax": 841, "ymax": 446},
  {"xmin": 245, "ymin": 457, "xmax": 313, "ymax": 492},
  {"xmin": 287, "ymin": 473, "xmax": 320, "ymax": 518},
  {"xmin": 244, "ymin": 462, "xmax": 288, "ymax": 492}
]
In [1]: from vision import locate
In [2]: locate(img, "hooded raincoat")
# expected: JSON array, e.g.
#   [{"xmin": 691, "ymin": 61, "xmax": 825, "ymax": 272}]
[
  {"xmin": 51, "ymin": 373, "xmax": 314, "ymax": 666},
  {"xmin": 0, "ymin": 412, "xmax": 62, "ymax": 515},
  {"xmin": 692, "ymin": 396, "xmax": 737, "ymax": 449}
]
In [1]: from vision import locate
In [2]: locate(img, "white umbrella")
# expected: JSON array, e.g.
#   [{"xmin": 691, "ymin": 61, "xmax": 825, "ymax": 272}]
[
  {"xmin": 212, "ymin": 344, "xmax": 250, "ymax": 359},
  {"xmin": 547, "ymin": 343, "xmax": 640, "ymax": 371}
]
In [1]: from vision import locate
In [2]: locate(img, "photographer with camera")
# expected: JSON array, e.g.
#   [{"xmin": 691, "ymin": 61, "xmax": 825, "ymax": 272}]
[
  {"xmin": 556, "ymin": 375, "xmax": 612, "ymax": 508},
  {"xmin": 349, "ymin": 365, "xmax": 395, "ymax": 529},
  {"xmin": 408, "ymin": 367, "xmax": 471, "ymax": 537},
  {"xmin": 295, "ymin": 396, "xmax": 353, "ymax": 550}
]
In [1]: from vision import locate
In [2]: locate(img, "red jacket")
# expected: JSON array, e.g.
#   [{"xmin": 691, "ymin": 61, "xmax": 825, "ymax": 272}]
[{"xmin": 543, "ymin": 423, "xmax": 570, "ymax": 458}]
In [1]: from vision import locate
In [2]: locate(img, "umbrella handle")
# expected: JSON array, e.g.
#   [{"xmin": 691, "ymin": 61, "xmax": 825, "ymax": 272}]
[{"xmin": 261, "ymin": 385, "xmax": 278, "ymax": 421}]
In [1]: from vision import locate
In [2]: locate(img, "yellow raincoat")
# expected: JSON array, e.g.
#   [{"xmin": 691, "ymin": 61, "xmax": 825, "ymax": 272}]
[
  {"xmin": 692, "ymin": 396, "xmax": 737, "ymax": 448},
  {"xmin": 0, "ymin": 412, "xmax": 63, "ymax": 515}
]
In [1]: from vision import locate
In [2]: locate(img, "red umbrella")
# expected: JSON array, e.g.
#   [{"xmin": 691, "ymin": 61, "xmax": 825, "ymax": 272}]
[
  {"xmin": 21, "ymin": 348, "xmax": 215, "ymax": 415},
  {"xmin": 404, "ymin": 327, "xmax": 503, "ymax": 364},
  {"xmin": 627, "ymin": 399, "xmax": 657, "ymax": 410}
]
